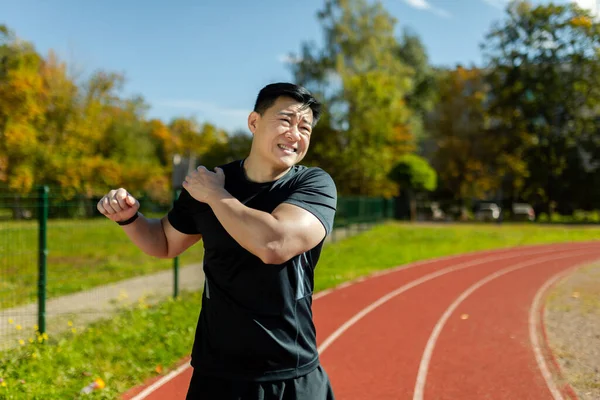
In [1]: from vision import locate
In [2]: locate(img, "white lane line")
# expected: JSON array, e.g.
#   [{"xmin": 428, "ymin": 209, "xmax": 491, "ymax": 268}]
[
  {"xmin": 312, "ymin": 242, "xmax": 592, "ymax": 302},
  {"xmin": 529, "ymin": 267, "xmax": 582, "ymax": 400},
  {"xmin": 129, "ymin": 361, "xmax": 191, "ymax": 400},
  {"xmin": 412, "ymin": 250, "xmax": 600, "ymax": 400},
  {"xmin": 317, "ymin": 246, "xmax": 580, "ymax": 355},
  {"xmin": 131, "ymin": 251, "xmax": 492, "ymax": 400}
]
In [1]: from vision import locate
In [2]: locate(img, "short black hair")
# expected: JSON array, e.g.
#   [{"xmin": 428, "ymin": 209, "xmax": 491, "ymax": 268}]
[{"xmin": 253, "ymin": 82, "xmax": 322, "ymax": 127}]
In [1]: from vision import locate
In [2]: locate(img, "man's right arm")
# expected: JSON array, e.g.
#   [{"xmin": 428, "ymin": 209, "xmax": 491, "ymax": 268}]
[
  {"xmin": 97, "ymin": 188, "xmax": 202, "ymax": 259},
  {"xmin": 120, "ymin": 215, "xmax": 201, "ymax": 259}
]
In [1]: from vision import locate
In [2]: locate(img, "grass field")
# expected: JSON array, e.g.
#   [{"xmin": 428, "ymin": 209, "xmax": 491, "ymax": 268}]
[
  {"xmin": 314, "ymin": 222, "xmax": 600, "ymax": 291},
  {"xmin": 2, "ymin": 221, "xmax": 600, "ymax": 398},
  {"xmin": 0, "ymin": 217, "xmax": 205, "ymax": 309}
]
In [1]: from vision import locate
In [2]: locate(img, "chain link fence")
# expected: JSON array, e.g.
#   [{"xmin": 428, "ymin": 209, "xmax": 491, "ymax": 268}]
[{"xmin": 0, "ymin": 185, "xmax": 394, "ymax": 349}]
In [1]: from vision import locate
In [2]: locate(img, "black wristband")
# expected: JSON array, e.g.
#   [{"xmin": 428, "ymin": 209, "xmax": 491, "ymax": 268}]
[{"xmin": 117, "ymin": 212, "xmax": 139, "ymax": 226}]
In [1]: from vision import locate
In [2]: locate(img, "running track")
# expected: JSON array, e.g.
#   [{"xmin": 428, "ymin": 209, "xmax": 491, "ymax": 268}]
[{"xmin": 122, "ymin": 242, "xmax": 600, "ymax": 399}]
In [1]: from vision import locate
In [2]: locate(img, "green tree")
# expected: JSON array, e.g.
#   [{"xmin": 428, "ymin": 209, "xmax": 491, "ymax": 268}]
[
  {"xmin": 200, "ymin": 130, "xmax": 253, "ymax": 170},
  {"xmin": 482, "ymin": 1, "xmax": 600, "ymax": 214},
  {"xmin": 388, "ymin": 154, "xmax": 437, "ymax": 220},
  {"xmin": 291, "ymin": 0, "xmax": 416, "ymax": 197},
  {"xmin": 396, "ymin": 28, "xmax": 437, "ymax": 151},
  {"xmin": 427, "ymin": 66, "xmax": 505, "ymax": 206}
]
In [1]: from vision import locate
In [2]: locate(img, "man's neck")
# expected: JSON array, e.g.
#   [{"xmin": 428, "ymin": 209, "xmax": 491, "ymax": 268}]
[{"xmin": 242, "ymin": 156, "xmax": 292, "ymax": 183}]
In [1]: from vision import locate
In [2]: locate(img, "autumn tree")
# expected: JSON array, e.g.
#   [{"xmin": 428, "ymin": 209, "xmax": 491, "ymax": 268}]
[
  {"xmin": 1, "ymin": 23, "xmax": 355, "ymax": 217},
  {"xmin": 0, "ymin": 25, "xmax": 46, "ymax": 193}
]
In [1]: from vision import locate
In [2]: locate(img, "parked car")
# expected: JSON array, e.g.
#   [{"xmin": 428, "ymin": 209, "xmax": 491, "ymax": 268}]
[
  {"xmin": 475, "ymin": 202, "xmax": 501, "ymax": 222},
  {"xmin": 445, "ymin": 205, "xmax": 471, "ymax": 221},
  {"xmin": 430, "ymin": 203, "xmax": 445, "ymax": 221},
  {"xmin": 512, "ymin": 203, "xmax": 535, "ymax": 221},
  {"xmin": 416, "ymin": 202, "xmax": 446, "ymax": 221}
]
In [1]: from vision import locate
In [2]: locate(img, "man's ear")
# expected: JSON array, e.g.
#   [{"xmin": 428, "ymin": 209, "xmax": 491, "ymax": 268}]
[{"xmin": 248, "ymin": 111, "xmax": 260, "ymax": 134}]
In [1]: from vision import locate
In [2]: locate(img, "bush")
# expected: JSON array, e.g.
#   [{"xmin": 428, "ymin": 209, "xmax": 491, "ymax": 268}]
[{"xmin": 537, "ymin": 210, "xmax": 600, "ymax": 224}]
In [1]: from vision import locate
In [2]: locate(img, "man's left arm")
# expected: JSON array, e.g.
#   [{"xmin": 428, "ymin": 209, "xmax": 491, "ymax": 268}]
[
  {"xmin": 183, "ymin": 165, "xmax": 336, "ymax": 264},
  {"xmin": 209, "ymin": 197, "xmax": 325, "ymax": 264}
]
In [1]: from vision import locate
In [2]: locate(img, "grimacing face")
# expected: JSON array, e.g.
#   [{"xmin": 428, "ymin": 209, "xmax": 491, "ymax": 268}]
[{"xmin": 248, "ymin": 96, "xmax": 314, "ymax": 169}]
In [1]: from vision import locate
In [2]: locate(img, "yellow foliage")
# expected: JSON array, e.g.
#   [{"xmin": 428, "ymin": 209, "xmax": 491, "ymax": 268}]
[
  {"xmin": 4, "ymin": 122, "xmax": 38, "ymax": 154},
  {"xmin": 570, "ymin": 16, "xmax": 592, "ymax": 28},
  {"xmin": 0, "ymin": 155, "xmax": 7, "ymax": 182},
  {"xmin": 391, "ymin": 124, "xmax": 415, "ymax": 153},
  {"xmin": 144, "ymin": 173, "xmax": 171, "ymax": 205},
  {"xmin": 0, "ymin": 65, "xmax": 46, "ymax": 120},
  {"xmin": 150, "ymin": 119, "xmax": 172, "ymax": 145},
  {"xmin": 8, "ymin": 165, "xmax": 34, "ymax": 193}
]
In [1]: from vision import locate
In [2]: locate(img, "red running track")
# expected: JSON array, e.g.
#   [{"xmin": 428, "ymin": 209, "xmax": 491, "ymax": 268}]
[{"xmin": 122, "ymin": 242, "xmax": 600, "ymax": 400}]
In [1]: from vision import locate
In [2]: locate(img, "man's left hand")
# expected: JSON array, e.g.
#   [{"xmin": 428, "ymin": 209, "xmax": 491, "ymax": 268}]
[{"xmin": 183, "ymin": 166, "xmax": 227, "ymax": 204}]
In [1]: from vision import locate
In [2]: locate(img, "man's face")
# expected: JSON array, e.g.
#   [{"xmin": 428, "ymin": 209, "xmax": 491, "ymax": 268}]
[{"xmin": 248, "ymin": 96, "xmax": 314, "ymax": 169}]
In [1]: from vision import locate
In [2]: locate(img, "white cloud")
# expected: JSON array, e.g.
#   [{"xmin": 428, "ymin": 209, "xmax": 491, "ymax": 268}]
[
  {"xmin": 572, "ymin": 0, "xmax": 599, "ymax": 16},
  {"xmin": 404, "ymin": 0, "xmax": 431, "ymax": 9},
  {"xmin": 156, "ymin": 100, "xmax": 250, "ymax": 118},
  {"xmin": 277, "ymin": 54, "xmax": 303, "ymax": 64},
  {"xmin": 403, "ymin": 0, "xmax": 452, "ymax": 18}
]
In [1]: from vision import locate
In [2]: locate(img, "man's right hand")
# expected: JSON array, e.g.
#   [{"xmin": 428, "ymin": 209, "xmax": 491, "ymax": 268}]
[{"xmin": 97, "ymin": 188, "xmax": 140, "ymax": 223}]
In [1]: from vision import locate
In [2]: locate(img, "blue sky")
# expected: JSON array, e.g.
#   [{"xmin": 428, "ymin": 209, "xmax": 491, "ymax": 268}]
[{"xmin": 1, "ymin": 0, "xmax": 596, "ymax": 133}]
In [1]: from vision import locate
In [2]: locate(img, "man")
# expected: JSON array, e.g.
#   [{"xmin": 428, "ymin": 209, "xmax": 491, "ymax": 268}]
[{"xmin": 97, "ymin": 82, "xmax": 337, "ymax": 399}]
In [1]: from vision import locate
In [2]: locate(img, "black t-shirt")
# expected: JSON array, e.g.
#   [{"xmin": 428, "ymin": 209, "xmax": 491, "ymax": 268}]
[{"xmin": 167, "ymin": 159, "xmax": 337, "ymax": 381}]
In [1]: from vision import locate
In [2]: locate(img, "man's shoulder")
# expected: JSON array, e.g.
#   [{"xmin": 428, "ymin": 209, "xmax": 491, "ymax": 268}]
[
  {"xmin": 281, "ymin": 165, "xmax": 337, "ymax": 195},
  {"xmin": 290, "ymin": 165, "xmax": 333, "ymax": 181},
  {"xmin": 218, "ymin": 159, "xmax": 243, "ymax": 172}
]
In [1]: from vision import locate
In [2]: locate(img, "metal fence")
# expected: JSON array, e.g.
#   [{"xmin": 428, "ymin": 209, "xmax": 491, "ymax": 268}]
[{"xmin": 0, "ymin": 185, "xmax": 394, "ymax": 349}]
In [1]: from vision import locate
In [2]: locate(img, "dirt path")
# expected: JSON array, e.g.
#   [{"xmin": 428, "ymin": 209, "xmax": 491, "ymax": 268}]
[
  {"xmin": 0, "ymin": 224, "xmax": 363, "ymax": 351},
  {"xmin": 0, "ymin": 262, "xmax": 205, "ymax": 351}
]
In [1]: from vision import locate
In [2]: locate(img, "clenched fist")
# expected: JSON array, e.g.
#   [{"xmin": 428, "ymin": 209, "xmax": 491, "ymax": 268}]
[
  {"xmin": 183, "ymin": 166, "xmax": 226, "ymax": 204},
  {"xmin": 97, "ymin": 188, "xmax": 140, "ymax": 223}
]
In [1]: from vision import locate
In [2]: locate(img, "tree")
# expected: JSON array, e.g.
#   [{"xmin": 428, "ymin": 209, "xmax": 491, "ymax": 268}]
[
  {"xmin": 388, "ymin": 154, "xmax": 436, "ymax": 220},
  {"xmin": 0, "ymin": 25, "xmax": 46, "ymax": 194},
  {"xmin": 0, "ymin": 24, "xmax": 254, "ymax": 216},
  {"xmin": 396, "ymin": 29, "xmax": 438, "ymax": 152},
  {"xmin": 482, "ymin": 0, "xmax": 600, "ymax": 214},
  {"xmin": 291, "ymin": 0, "xmax": 416, "ymax": 197},
  {"xmin": 200, "ymin": 130, "xmax": 253, "ymax": 170},
  {"xmin": 168, "ymin": 118, "xmax": 229, "ymax": 188},
  {"xmin": 427, "ymin": 66, "xmax": 504, "ymax": 206}
]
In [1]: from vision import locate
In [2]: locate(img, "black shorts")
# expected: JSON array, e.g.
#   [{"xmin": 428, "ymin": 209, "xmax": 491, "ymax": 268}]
[{"xmin": 185, "ymin": 365, "xmax": 336, "ymax": 400}]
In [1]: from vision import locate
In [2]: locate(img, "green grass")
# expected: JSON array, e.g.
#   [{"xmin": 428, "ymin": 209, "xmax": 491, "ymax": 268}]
[
  {"xmin": 315, "ymin": 222, "xmax": 600, "ymax": 291},
  {"xmin": 0, "ymin": 218, "xmax": 204, "ymax": 309},
  {"xmin": 0, "ymin": 291, "xmax": 202, "ymax": 399},
  {"xmin": 2, "ymin": 221, "xmax": 600, "ymax": 399}
]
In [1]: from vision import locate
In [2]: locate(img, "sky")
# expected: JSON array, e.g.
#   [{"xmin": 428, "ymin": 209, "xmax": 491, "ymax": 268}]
[{"xmin": 1, "ymin": 0, "xmax": 598, "ymax": 133}]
